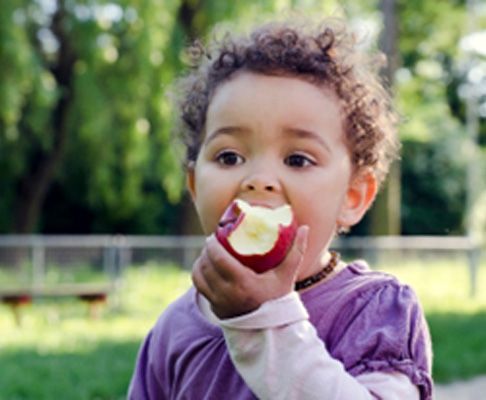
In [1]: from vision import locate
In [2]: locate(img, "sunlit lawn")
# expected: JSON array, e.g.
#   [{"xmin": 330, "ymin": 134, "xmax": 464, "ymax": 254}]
[
  {"xmin": 0, "ymin": 264, "xmax": 192, "ymax": 400},
  {"xmin": 376, "ymin": 252, "xmax": 486, "ymax": 383},
  {"xmin": 1, "ymin": 253, "xmax": 485, "ymax": 399}
]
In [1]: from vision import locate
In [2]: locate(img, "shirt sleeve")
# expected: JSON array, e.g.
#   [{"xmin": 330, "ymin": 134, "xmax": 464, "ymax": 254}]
[
  {"xmin": 127, "ymin": 332, "xmax": 165, "ymax": 400},
  {"xmin": 329, "ymin": 282, "xmax": 433, "ymax": 398},
  {"xmin": 356, "ymin": 372, "xmax": 420, "ymax": 400},
  {"xmin": 128, "ymin": 329, "xmax": 167, "ymax": 400},
  {"xmin": 215, "ymin": 292, "xmax": 421, "ymax": 400}
]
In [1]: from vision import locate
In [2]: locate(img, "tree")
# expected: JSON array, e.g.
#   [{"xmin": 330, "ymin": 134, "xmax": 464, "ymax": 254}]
[
  {"xmin": 3, "ymin": 0, "xmax": 477, "ymax": 235},
  {"xmin": 368, "ymin": 0, "xmax": 401, "ymax": 235},
  {"xmin": 395, "ymin": 0, "xmax": 485, "ymax": 235},
  {"xmin": 0, "ymin": 0, "xmax": 184, "ymax": 233},
  {"xmin": 1, "ymin": 0, "xmax": 354, "ymax": 234}
]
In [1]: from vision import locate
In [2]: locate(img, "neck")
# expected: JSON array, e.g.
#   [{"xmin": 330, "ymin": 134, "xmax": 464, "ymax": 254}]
[
  {"xmin": 294, "ymin": 251, "xmax": 341, "ymax": 291},
  {"xmin": 297, "ymin": 249, "xmax": 331, "ymax": 280}
]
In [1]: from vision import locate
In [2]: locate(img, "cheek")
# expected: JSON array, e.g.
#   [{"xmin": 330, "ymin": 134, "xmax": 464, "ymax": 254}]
[
  {"xmin": 193, "ymin": 168, "xmax": 237, "ymax": 234},
  {"xmin": 195, "ymin": 198, "xmax": 221, "ymax": 235},
  {"xmin": 290, "ymin": 169, "xmax": 351, "ymax": 226}
]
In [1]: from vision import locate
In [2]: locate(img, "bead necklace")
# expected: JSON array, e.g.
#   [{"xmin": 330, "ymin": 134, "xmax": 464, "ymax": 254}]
[{"xmin": 294, "ymin": 251, "xmax": 340, "ymax": 291}]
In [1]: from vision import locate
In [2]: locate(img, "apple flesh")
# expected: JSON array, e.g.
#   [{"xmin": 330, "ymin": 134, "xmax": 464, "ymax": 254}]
[{"xmin": 216, "ymin": 199, "xmax": 297, "ymax": 273}]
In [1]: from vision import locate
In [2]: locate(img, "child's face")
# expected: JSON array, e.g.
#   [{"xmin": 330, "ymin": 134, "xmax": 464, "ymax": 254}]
[{"xmin": 187, "ymin": 72, "xmax": 376, "ymax": 277}]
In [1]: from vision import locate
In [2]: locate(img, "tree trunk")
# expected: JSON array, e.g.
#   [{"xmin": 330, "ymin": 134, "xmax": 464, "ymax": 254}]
[
  {"xmin": 175, "ymin": 0, "xmax": 205, "ymax": 235},
  {"xmin": 369, "ymin": 0, "xmax": 401, "ymax": 235},
  {"xmin": 13, "ymin": 0, "xmax": 76, "ymax": 233},
  {"xmin": 177, "ymin": 0, "xmax": 204, "ymax": 41}
]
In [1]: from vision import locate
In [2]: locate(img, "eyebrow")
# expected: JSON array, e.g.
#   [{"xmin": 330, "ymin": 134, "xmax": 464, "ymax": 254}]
[
  {"xmin": 204, "ymin": 125, "xmax": 332, "ymax": 153},
  {"xmin": 282, "ymin": 126, "xmax": 332, "ymax": 153},
  {"xmin": 204, "ymin": 126, "xmax": 250, "ymax": 145}
]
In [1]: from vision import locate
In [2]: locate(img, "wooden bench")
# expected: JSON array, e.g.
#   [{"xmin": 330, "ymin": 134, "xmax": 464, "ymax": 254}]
[{"xmin": 0, "ymin": 283, "xmax": 113, "ymax": 325}]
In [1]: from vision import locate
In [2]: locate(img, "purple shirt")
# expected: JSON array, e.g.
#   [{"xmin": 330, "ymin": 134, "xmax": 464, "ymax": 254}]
[{"xmin": 128, "ymin": 262, "xmax": 433, "ymax": 399}]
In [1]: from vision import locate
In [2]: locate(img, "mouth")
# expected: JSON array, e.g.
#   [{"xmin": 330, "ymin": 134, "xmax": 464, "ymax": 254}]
[
  {"xmin": 239, "ymin": 199, "xmax": 277, "ymax": 209},
  {"xmin": 218, "ymin": 217, "xmax": 237, "ymax": 228},
  {"xmin": 218, "ymin": 199, "xmax": 281, "ymax": 228}
]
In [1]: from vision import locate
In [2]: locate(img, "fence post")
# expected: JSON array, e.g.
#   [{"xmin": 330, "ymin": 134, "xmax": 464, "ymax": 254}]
[
  {"xmin": 32, "ymin": 237, "xmax": 45, "ymax": 288},
  {"xmin": 119, "ymin": 237, "xmax": 132, "ymax": 272},
  {"xmin": 467, "ymin": 246, "xmax": 481, "ymax": 298},
  {"xmin": 103, "ymin": 243, "xmax": 117, "ymax": 280},
  {"xmin": 181, "ymin": 237, "xmax": 204, "ymax": 270}
]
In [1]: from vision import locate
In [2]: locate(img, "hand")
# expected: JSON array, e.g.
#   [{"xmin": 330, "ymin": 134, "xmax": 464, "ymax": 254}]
[{"xmin": 192, "ymin": 225, "xmax": 309, "ymax": 319}]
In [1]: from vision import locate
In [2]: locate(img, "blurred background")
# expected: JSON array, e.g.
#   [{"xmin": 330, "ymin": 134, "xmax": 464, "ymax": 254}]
[{"xmin": 0, "ymin": 0, "xmax": 485, "ymax": 399}]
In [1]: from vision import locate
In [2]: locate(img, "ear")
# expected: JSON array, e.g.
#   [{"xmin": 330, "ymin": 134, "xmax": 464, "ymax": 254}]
[
  {"xmin": 337, "ymin": 170, "xmax": 378, "ymax": 229},
  {"xmin": 186, "ymin": 161, "xmax": 197, "ymax": 202}
]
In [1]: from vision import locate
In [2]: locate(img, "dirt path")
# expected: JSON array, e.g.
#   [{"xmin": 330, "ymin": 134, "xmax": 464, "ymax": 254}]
[{"xmin": 435, "ymin": 375, "xmax": 486, "ymax": 400}]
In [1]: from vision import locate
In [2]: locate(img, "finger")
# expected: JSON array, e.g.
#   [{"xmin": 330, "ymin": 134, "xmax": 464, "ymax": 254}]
[
  {"xmin": 275, "ymin": 225, "xmax": 309, "ymax": 281},
  {"xmin": 192, "ymin": 263, "xmax": 213, "ymax": 301},
  {"xmin": 205, "ymin": 234, "xmax": 250, "ymax": 281},
  {"xmin": 193, "ymin": 240, "xmax": 241, "ymax": 301},
  {"xmin": 191, "ymin": 249, "xmax": 217, "ymax": 302}
]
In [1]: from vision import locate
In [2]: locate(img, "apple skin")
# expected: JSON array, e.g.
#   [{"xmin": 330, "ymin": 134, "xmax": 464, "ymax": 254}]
[{"xmin": 215, "ymin": 200, "xmax": 298, "ymax": 273}]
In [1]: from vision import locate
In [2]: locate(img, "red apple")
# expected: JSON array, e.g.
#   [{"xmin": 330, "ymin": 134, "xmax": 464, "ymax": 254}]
[{"xmin": 216, "ymin": 199, "xmax": 298, "ymax": 273}]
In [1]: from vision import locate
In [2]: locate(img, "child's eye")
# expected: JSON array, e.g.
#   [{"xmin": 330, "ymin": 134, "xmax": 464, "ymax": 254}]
[
  {"xmin": 215, "ymin": 151, "xmax": 244, "ymax": 166},
  {"xmin": 285, "ymin": 153, "xmax": 316, "ymax": 168}
]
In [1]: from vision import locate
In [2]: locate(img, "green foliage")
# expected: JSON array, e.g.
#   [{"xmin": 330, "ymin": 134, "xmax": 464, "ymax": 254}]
[
  {"xmin": 62, "ymin": 0, "xmax": 186, "ymax": 222},
  {"xmin": 0, "ymin": 0, "xmax": 484, "ymax": 234},
  {"xmin": 401, "ymin": 136, "xmax": 468, "ymax": 235},
  {"xmin": 0, "ymin": 0, "xmax": 353, "ymax": 234},
  {"xmin": 398, "ymin": 0, "xmax": 466, "ymax": 66},
  {"xmin": 0, "ymin": 0, "xmax": 186, "ymax": 233},
  {"xmin": 394, "ymin": 0, "xmax": 486, "ymax": 234}
]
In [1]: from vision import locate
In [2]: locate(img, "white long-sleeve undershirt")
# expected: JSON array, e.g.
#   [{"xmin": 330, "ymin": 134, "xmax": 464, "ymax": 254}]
[{"xmin": 198, "ymin": 291, "xmax": 420, "ymax": 400}]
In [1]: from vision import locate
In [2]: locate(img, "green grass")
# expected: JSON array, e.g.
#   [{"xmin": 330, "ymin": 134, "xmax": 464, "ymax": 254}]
[
  {"xmin": 0, "ymin": 262, "xmax": 110, "ymax": 288},
  {"xmin": 376, "ymin": 254, "xmax": 486, "ymax": 383},
  {"xmin": 0, "ymin": 264, "xmax": 192, "ymax": 400},
  {"xmin": 0, "ymin": 256, "xmax": 485, "ymax": 398}
]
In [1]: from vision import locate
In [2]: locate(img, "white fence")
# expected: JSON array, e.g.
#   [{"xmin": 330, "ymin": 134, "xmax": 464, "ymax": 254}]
[{"xmin": 0, "ymin": 235, "xmax": 482, "ymax": 296}]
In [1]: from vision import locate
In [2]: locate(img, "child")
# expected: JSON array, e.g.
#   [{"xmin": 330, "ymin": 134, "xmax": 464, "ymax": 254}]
[{"xmin": 129, "ymin": 17, "xmax": 433, "ymax": 400}]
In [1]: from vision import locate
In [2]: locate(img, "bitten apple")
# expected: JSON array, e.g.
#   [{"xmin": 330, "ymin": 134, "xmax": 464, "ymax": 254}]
[{"xmin": 216, "ymin": 199, "xmax": 298, "ymax": 273}]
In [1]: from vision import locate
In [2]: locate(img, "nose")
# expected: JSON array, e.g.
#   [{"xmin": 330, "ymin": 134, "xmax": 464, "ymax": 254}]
[{"xmin": 241, "ymin": 172, "xmax": 281, "ymax": 193}]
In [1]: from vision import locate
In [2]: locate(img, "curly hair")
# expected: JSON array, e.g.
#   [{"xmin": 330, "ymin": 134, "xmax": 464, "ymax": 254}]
[{"xmin": 173, "ymin": 18, "xmax": 399, "ymax": 185}]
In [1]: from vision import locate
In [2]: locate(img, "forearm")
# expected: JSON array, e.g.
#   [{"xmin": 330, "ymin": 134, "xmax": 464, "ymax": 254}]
[
  {"xmin": 221, "ymin": 297, "xmax": 373, "ymax": 399},
  {"xmin": 214, "ymin": 292, "xmax": 419, "ymax": 400}
]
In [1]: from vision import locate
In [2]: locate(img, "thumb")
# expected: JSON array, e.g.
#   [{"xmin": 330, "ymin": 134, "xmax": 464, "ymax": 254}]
[{"xmin": 274, "ymin": 225, "xmax": 309, "ymax": 283}]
